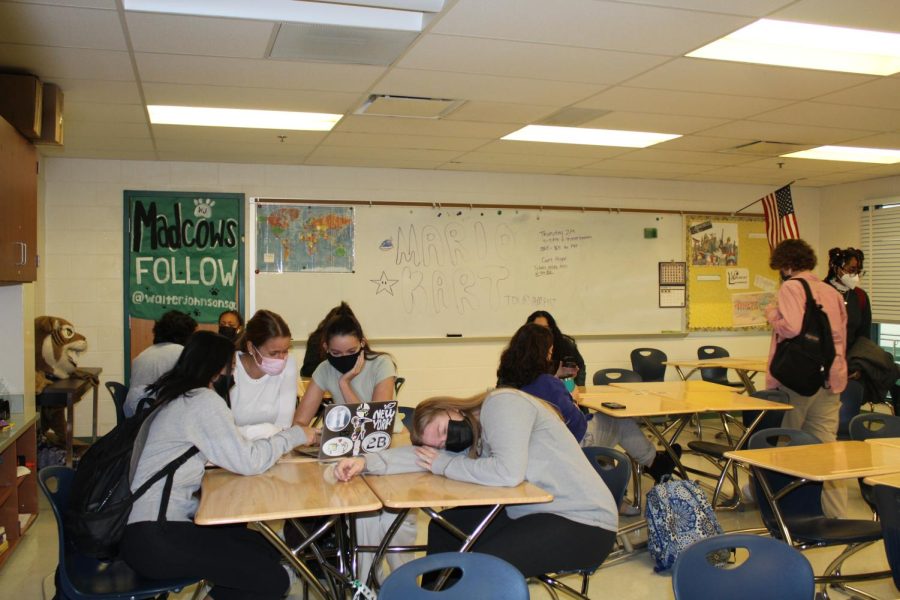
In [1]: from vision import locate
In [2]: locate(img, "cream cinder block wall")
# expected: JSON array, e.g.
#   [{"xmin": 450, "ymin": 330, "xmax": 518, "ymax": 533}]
[
  {"xmin": 818, "ymin": 173, "xmax": 900, "ymax": 261},
  {"xmin": 41, "ymin": 157, "xmax": 822, "ymax": 434}
]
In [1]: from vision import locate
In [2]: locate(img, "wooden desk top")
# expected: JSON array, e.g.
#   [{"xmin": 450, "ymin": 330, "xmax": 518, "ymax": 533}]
[
  {"xmin": 36, "ymin": 367, "xmax": 102, "ymax": 399},
  {"xmin": 725, "ymin": 441, "xmax": 900, "ymax": 481},
  {"xmin": 609, "ymin": 380, "xmax": 736, "ymax": 395},
  {"xmin": 864, "ymin": 437, "xmax": 900, "ymax": 450},
  {"xmin": 664, "ymin": 357, "xmax": 766, "ymax": 370},
  {"xmin": 863, "ymin": 472, "xmax": 900, "ymax": 488},
  {"xmin": 196, "ymin": 461, "xmax": 382, "ymax": 525},
  {"xmin": 363, "ymin": 472, "xmax": 553, "ymax": 509},
  {"xmin": 579, "ymin": 393, "xmax": 709, "ymax": 418}
]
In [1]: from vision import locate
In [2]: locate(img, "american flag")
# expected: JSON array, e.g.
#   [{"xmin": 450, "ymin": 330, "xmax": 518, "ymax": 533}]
[{"xmin": 761, "ymin": 184, "xmax": 799, "ymax": 251}]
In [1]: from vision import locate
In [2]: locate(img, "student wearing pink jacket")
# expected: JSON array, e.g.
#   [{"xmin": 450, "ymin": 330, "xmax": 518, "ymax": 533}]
[{"xmin": 765, "ymin": 239, "xmax": 848, "ymax": 517}]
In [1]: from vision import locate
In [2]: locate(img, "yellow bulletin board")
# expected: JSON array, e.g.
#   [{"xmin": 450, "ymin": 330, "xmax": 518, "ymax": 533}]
[{"xmin": 686, "ymin": 215, "xmax": 777, "ymax": 331}]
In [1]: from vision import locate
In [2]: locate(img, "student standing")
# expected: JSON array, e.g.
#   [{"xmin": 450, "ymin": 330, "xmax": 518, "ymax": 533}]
[
  {"xmin": 766, "ymin": 239, "xmax": 848, "ymax": 517},
  {"xmin": 527, "ymin": 310, "xmax": 586, "ymax": 387},
  {"xmin": 122, "ymin": 331, "xmax": 317, "ymax": 600},
  {"xmin": 824, "ymin": 247, "xmax": 871, "ymax": 359},
  {"xmin": 292, "ymin": 312, "xmax": 412, "ymax": 580},
  {"xmin": 335, "ymin": 389, "xmax": 618, "ymax": 579},
  {"xmin": 229, "ymin": 310, "xmax": 300, "ymax": 440},
  {"xmin": 124, "ymin": 310, "xmax": 197, "ymax": 417}
]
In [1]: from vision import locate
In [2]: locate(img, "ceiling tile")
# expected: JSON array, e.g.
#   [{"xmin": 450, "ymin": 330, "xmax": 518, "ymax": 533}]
[
  {"xmin": 815, "ymin": 78, "xmax": 900, "ymax": 111},
  {"xmin": 374, "ymin": 68, "xmax": 604, "ymax": 105},
  {"xmin": 439, "ymin": 162, "xmax": 568, "ymax": 174},
  {"xmin": 748, "ymin": 102, "xmax": 900, "ymax": 132},
  {"xmin": 155, "ymin": 138, "xmax": 316, "ymax": 157},
  {"xmin": 434, "ymin": 0, "xmax": 751, "ymax": 56},
  {"xmin": 142, "ymin": 82, "xmax": 361, "ymax": 113},
  {"xmin": 65, "ymin": 121, "xmax": 150, "ymax": 138},
  {"xmin": 449, "ymin": 151, "xmax": 595, "ymax": 168},
  {"xmin": 626, "ymin": 58, "xmax": 876, "ymax": 100},
  {"xmin": 60, "ymin": 136, "xmax": 155, "ymax": 152},
  {"xmin": 655, "ymin": 135, "xmax": 755, "ymax": 151},
  {"xmin": 51, "ymin": 78, "xmax": 142, "ymax": 104},
  {"xmin": 335, "ymin": 115, "xmax": 516, "ymax": 138},
  {"xmin": 737, "ymin": 156, "xmax": 857, "ymax": 174},
  {"xmin": 305, "ymin": 156, "xmax": 446, "ymax": 169},
  {"xmin": 698, "ymin": 120, "xmax": 874, "ymax": 145},
  {"xmin": 442, "ymin": 101, "xmax": 555, "ymax": 124},
  {"xmin": 0, "ymin": 43, "xmax": 134, "ymax": 80},
  {"xmin": 0, "ymin": 3, "xmax": 125, "ymax": 50},
  {"xmin": 134, "ymin": 53, "xmax": 386, "ymax": 92},
  {"xmin": 306, "ymin": 145, "xmax": 464, "ymax": 163},
  {"xmin": 473, "ymin": 140, "xmax": 630, "ymax": 159},
  {"xmin": 618, "ymin": 148, "xmax": 757, "ymax": 166},
  {"xmin": 580, "ymin": 111, "xmax": 728, "ymax": 134},
  {"xmin": 681, "ymin": 170, "xmax": 792, "ymax": 185},
  {"xmin": 151, "ymin": 124, "xmax": 328, "ymax": 145},
  {"xmin": 576, "ymin": 87, "xmax": 792, "ymax": 119},
  {"xmin": 13, "ymin": 0, "xmax": 115, "ymax": 8},
  {"xmin": 770, "ymin": 0, "xmax": 900, "ymax": 32},
  {"xmin": 838, "ymin": 132, "xmax": 900, "ymax": 149},
  {"xmin": 126, "ymin": 13, "xmax": 275, "ymax": 58},
  {"xmin": 66, "ymin": 102, "xmax": 146, "ymax": 123},
  {"xmin": 44, "ymin": 148, "xmax": 158, "ymax": 160},
  {"xmin": 611, "ymin": 0, "xmax": 794, "ymax": 16},
  {"xmin": 575, "ymin": 159, "xmax": 716, "ymax": 174},
  {"xmin": 321, "ymin": 131, "xmax": 488, "ymax": 152},
  {"xmin": 398, "ymin": 34, "xmax": 669, "ymax": 85}
]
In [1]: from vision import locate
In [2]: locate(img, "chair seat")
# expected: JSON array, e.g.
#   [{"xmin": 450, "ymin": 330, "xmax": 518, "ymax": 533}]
[
  {"xmin": 64, "ymin": 555, "xmax": 197, "ymax": 598},
  {"xmin": 784, "ymin": 517, "xmax": 884, "ymax": 545},
  {"xmin": 688, "ymin": 441, "xmax": 731, "ymax": 458}
]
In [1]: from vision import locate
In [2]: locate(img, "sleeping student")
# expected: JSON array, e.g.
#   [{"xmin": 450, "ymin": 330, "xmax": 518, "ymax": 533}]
[
  {"xmin": 292, "ymin": 312, "xmax": 415, "ymax": 580},
  {"xmin": 334, "ymin": 389, "xmax": 619, "ymax": 580},
  {"xmin": 122, "ymin": 331, "xmax": 317, "ymax": 600},
  {"xmin": 227, "ymin": 309, "xmax": 301, "ymax": 441},
  {"xmin": 498, "ymin": 323, "xmax": 679, "ymax": 515}
]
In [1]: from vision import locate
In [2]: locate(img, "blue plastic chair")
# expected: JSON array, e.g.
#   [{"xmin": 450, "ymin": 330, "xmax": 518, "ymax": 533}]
[
  {"xmin": 592, "ymin": 368, "xmax": 642, "ymax": 386},
  {"xmin": 38, "ymin": 466, "xmax": 200, "ymax": 600},
  {"xmin": 104, "ymin": 381, "xmax": 127, "ymax": 428},
  {"xmin": 849, "ymin": 412, "xmax": 900, "ymax": 511},
  {"xmin": 838, "ymin": 379, "xmax": 865, "ymax": 440},
  {"xmin": 873, "ymin": 484, "xmax": 900, "ymax": 592},
  {"xmin": 672, "ymin": 534, "xmax": 814, "ymax": 600},
  {"xmin": 696, "ymin": 346, "xmax": 744, "ymax": 389},
  {"xmin": 379, "ymin": 552, "xmax": 527, "ymax": 599},
  {"xmin": 397, "ymin": 406, "xmax": 414, "ymax": 431},
  {"xmin": 630, "ymin": 348, "xmax": 667, "ymax": 382}
]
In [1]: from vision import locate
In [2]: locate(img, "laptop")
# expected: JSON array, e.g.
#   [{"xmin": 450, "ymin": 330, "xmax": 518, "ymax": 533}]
[{"xmin": 317, "ymin": 400, "xmax": 398, "ymax": 459}]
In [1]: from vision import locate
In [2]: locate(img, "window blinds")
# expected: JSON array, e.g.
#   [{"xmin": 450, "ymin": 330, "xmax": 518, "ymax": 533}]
[{"xmin": 860, "ymin": 200, "xmax": 900, "ymax": 323}]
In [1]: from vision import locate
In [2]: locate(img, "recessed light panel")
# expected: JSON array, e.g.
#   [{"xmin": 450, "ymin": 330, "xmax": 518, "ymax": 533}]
[
  {"xmin": 687, "ymin": 19, "xmax": 900, "ymax": 76},
  {"xmin": 148, "ymin": 106, "xmax": 342, "ymax": 131},
  {"xmin": 782, "ymin": 145, "xmax": 900, "ymax": 164},
  {"xmin": 502, "ymin": 125, "xmax": 680, "ymax": 148}
]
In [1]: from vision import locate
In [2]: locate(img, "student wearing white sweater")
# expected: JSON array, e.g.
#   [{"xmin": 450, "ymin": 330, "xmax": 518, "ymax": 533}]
[{"xmin": 122, "ymin": 331, "xmax": 317, "ymax": 600}]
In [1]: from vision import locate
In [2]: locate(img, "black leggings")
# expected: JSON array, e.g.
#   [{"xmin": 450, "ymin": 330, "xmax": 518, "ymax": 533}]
[
  {"xmin": 122, "ymin": 521, "xmax": 289, "ymax": 600},
  {"xmin": 427, "ymin": 507, "xmax": 617, "ymax": 577}
]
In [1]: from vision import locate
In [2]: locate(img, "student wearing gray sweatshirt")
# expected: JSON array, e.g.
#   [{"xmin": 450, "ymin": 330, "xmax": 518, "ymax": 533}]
[
  {"xmin": 122, "ymin": 331, "xmax": 317, "ymax": 600},
  {"xmin": 335, "ymin": 388, "xmax": 618, "ymax": 578}
]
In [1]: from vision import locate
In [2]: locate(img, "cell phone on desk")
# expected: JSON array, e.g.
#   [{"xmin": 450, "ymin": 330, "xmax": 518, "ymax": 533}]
[{"xmin": 601, "ymin": 402, "xmax": 626, "ymax": 410}]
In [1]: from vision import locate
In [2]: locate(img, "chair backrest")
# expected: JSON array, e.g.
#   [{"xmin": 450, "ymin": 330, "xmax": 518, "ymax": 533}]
[
  {"xmin": 741, "ymin": 389, "xmax": 789, "ymax": 430},
  {"xmin": 38, "ymin": 466, "xmax": 81, "ymax": 598},
  {"xmin": 696, "ymin": 345, "xmax": 730, "ymax": 384},
  {"xmin": 379, "ymin": 552, "xmax": 528, "ymax": 600},
  {"xmin": 849, "ymin": 412, "xmax": 900, "ymax": 441},
  {"xmin": 394, "ymin": 376, "xmax": 406, "ymax": 396},
  {"xmin": 592, "ymin": 368, "xmax": 642, "ymax": 386},
  {"xmin": 582, "ymin": 447, "xmax": 631, "ymax": 505},
  {"xmin": 105, "ymin": 381, "xmax": 128, "ymax": 427},
  {"xmin": 748, "ymin": 428, "xmax": 824, "ymax": 533},
  {"xmin": 629, "ymin": 348, "xmax": 667, "ymax": 382},
  {"xmin": 873, "ymin": 484, "xmax": 900, "ymax": 591},
  {"xmin": 398, "ymin": 406, "xmax": 414, "ymax": 431},
  {"xmin": 672, "ymin": 533, "xmax": 814, "ymax": 600},
  {"xmin": 838, "ymin": 379, "xmax": 865, "ymax": 439}
]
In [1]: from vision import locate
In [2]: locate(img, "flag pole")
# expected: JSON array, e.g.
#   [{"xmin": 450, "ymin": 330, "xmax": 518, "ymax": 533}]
[{"xmin": 731, "ymin": 180, "xmax": 795, "ymax": 216}]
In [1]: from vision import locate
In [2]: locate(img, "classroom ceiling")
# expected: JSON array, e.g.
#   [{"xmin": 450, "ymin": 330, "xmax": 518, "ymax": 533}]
[{"xmin": 2, "ymin": 0, "xmax": 900, "ymax": 187}]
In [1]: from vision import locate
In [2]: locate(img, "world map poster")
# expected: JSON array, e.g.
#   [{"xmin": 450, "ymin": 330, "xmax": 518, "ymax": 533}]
[{"xmin": 256, "ymin": 204, "xmax": 354, "ymax": 273}]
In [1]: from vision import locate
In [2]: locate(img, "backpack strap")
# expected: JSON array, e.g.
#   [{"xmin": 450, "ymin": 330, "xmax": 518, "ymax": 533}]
[{"xmin": 791, "ymin": 277, "xmax": 817, "ymax": 312}]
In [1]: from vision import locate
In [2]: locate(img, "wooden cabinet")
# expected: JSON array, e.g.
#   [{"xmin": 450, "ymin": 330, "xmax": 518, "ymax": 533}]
[
  {"xmin": 0, "ymin": 416, "xmax": 38, "ymax": 569},
  {"xmin": 0, "ymin": 115, "xmax": 38, "ymax": 283}
]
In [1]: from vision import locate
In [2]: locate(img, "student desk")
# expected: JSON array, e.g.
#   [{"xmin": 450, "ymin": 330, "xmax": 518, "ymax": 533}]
[
  {"xmin": 863, "ymin": 472, "xmax": 900, "ymax": 488},
  {"xmin": 664, "ymin": 357, "xmax": 767, "ymax": 393},
  {"xmin": 864, "ymin": 437, "xmax": 900, "ymax": 450},
  {"xmin": 725, "ymin": 441, "xmax": 900, "ymax": 544},
  {"xmin": 196, "ymin": 461, "xmax": 382, "ymax": 599},
  {"xmin": 362, "ymin": 471, "xmax": 552, "ymax": 588},
  {"xmin": 34, "ymin": 366, "xmax": 102, "ymax": 467}
]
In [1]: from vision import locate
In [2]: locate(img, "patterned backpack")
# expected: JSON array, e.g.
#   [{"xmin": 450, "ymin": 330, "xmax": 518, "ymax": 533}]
[{"xmin": 645, "ymin": 478, "xmax": 725, "ymax": 572}]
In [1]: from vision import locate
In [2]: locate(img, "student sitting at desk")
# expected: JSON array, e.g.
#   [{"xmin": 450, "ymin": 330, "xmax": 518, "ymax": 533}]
[
  {"xmin": 124, "ymin": 310, "xmax": 197, "ymax": 417},
  {"xmin": 217, "ymin": 308, "xmax": 244, "ymax": 341},
  {"xmin": 498, "ymin": 323, "xmax": 678, "ymax": 515},
  {"xmin": 122, "ymin": 331, "xmax": 317, "ymax": 600},
  {"xmin": 300, "ymin": 301, "xmax": 355, "ymax": 377},
  {"xmin": 527, "ymin": 310, "xmax": 586, "ymax": 387},
  {"xmin": 227, "ymin": 309, "xmax": 298, "ymax": 440},
  {"xmin": 334, "ymin": 389, "xmax": 619, "ymax": 580},
  {"xmin": 292, "ymin": 312, "xmax": 414, "ymax": 580}
]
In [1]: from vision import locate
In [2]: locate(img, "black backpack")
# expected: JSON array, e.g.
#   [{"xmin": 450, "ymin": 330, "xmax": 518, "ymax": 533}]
[
  {"xmin": 66, "ymin": 401, "xmax": 198, "ymax": 560},
  {"xmin": 769, "ymin": 278, "xmax": 837, "ymax": 396}
]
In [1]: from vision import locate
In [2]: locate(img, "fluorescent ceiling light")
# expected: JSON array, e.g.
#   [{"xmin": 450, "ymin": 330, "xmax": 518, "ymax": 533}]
[
  {"xmin": 502, "ymin": 125, "xmax": 680, "ymax": 148},
  {"xmin": 687, "ymin": 19, "xmax": 900, "ymax": 76},
  {"xmin": 124, "ymin": 0, "xmax": 431, "ymax": 31},
  {"xmin": 781, "ymin": 146, "xmax": 900, "ymax": 164},
  {"xmin": 148, "ymin": 105, "xmax": 342, "ymax": 131}
]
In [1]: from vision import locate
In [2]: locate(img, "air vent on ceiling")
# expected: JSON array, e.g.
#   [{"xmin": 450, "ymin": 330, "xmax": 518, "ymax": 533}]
[
  {"xmin": 355, "ymin": 94, "xmax": 464, "ymax": 119},
  {"xmin": 268, "ymin": 22, "xmax": 419, "ymax": 66},
  {"xmin": 537, "ymin": 107, "xmax": 611, "ymax": 127},
  {"xmin": 729, "ymin": 140, "xmax": 809, "ymax": 156}
]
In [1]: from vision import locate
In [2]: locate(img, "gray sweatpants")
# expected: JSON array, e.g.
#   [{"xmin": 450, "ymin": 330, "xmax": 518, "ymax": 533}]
[{"xmin": 581, "ymin": 414, "xmax": 656, "ymax": 466}]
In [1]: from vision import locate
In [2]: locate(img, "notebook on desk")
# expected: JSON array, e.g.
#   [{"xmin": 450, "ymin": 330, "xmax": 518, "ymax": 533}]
[{"xmin": 318, "ymin": 400, "xmax": 398, "ymax": 459}]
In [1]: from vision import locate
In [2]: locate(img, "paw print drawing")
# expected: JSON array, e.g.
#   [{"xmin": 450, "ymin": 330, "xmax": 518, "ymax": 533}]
[
  {"xmin": 209, "ymin": 287, "xmax": 220, "ymax": 297},
  {"xmin": 193, "ymin": 198, "xmax": 215, "ymax": 219}
]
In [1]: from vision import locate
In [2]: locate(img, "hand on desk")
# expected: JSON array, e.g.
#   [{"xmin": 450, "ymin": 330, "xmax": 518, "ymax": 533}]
[
  {"xmin": 299, "ymin": 425, "xmax": 321, "ymax": 446},
  {"xmin": 334, "ymin": 457, "xmax": 366, "ymax": 481}
]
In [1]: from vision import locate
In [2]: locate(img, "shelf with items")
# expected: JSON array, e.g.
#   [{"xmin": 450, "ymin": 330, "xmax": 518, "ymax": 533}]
[{"xmin": 0, "ymin": 415, "xmax": 38, "ymax": 570}]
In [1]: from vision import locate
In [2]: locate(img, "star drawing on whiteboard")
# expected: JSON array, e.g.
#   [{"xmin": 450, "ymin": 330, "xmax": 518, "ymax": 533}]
[{"xmin": 370, "ymin": 271, "xmax": 399, "ymax": 296}]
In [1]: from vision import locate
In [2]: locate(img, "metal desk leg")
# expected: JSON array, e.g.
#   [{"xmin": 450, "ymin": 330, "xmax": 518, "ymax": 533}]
[
  {"xmin": 735, "ymin": 369, "xmax": 757, "ymax": 394},
  {"xmin": 424, "ymin": 504, "xmax": 505, "ymax": 591},
  {"xmin": 365, "ymin": 509, "xmax": 411, "ymax": 590},
  {"xmin": 641, "ymin": 415, "xmax": 690, "ymax": 480},
  {"xmin": 254, "ymin": 521, "xmax": 331, "ymax": 600}
]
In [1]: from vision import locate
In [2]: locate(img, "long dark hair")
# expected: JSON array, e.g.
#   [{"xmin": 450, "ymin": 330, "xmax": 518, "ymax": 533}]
[
  {"xmin": 497, "ymin": 323, "xmax": 554, "ymax": 388},
  {"xmin": 825, "ymin": 247, "xmax": 864, "ymax": 282},
  {"xmin": 322, "ymin": 313, "xmax": 393, "ymax": 364},
  {"xmin": 526, "ymin": 310, "xmax": 570, "ymax": 366},
  {"xmin": 146, "ymin": 331, "xmax": 234, "ymax": 406},
  {"xmin": 237, "ymin": 309, "xmax": 291, "ymax": 354},
  {"xmin": 309, "ymin": 302, "xmax": 355, "ymax": 362}
]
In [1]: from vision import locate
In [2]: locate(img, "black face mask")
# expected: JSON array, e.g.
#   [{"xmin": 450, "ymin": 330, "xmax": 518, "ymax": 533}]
[
  {"xmin": 327, "ymin": 349, "xmax": 363, "ymax": 374},
  {"xmin": 445, "ymin": 418, "xmax": 474, "ymax": 453},
  {"xmin": 218, "ymin": 325, "xmax": 238, "ymax": 339}
]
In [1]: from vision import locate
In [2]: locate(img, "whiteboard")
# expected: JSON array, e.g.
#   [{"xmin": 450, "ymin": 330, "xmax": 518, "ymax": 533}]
[{"xmin": 251, "ymin": 202, "xmax": 684, "ymax": 339}]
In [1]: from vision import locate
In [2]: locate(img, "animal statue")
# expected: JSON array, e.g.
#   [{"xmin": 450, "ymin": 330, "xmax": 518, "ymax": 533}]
[{"xmin": 34, "ymin": 316, "xmax": 95, "ymax": 446}]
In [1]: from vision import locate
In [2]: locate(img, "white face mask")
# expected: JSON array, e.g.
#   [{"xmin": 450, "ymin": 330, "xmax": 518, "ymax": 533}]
[{"xmin": 839, "ymin": 273, "xmax": 860, "ymax": 290}]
